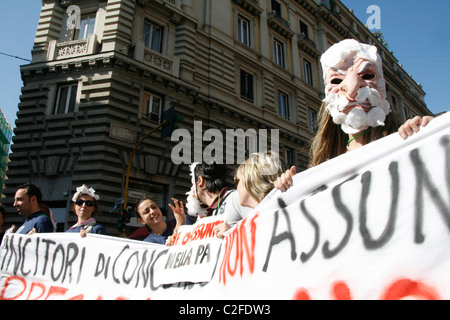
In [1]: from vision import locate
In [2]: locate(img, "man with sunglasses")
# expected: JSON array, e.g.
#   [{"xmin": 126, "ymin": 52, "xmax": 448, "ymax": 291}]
[
  {"xmin": 13, "ymin": 183, "xmax": 54, "ymax": 234},
  {"xmin": 66, "ymin": 184, "xmax": 107, "ymax": 236}
]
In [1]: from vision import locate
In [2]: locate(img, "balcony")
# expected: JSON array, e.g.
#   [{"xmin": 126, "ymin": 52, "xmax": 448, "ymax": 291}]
[
  {"xmin": 137, "ymin": 0, "xmax": 180, "ymax": 8},
  {"xmin": 297, "ymin": 33, "xmax": 321, "ymax": 58},
  {"xmin": 267, "ymin": 11, "xmax": 295, "ymax": 39},
  {"xmin": 233, "ymin": 0, "xmax": 263, "ymax": 16},
  {"xmin": 47, "ymin": 34, "xmax": 99, "ymax": 61},
  {"xmin": 134, "ymin": 40, "xmax": 180, "ymax": 78}
]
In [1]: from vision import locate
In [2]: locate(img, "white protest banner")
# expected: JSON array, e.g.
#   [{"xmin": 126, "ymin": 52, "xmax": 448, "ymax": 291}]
[
  {"xmin": 0, "ymin": 233, "xmax": 174, "ymax": 300},
  {"xmin": 155, "ymin": 215, "xmax": 225, "ymax": 285},
  {"xmin": 1, "ymin": 112, "xmax": 449, "ymax": 300},
  {"xmin": 0, "ymin": 216, "xmax": 225, "ymax": 300},
  {"xmin": 222, "ymin": 111, "xmax": 450, "ymax": 300}
]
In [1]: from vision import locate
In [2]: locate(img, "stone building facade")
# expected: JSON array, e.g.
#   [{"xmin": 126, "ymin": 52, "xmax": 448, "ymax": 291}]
[
  {"xmin": 4, "ymin": 0, "xmax": 432, "ymax": 235},
  {"xmin": 0, "ymin": 108, "xmax": 12, "ymax": 198}
]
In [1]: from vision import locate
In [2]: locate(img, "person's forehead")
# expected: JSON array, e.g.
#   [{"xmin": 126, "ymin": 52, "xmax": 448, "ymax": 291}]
[
  {"xmin": 15, "ymin": 188, "xmax": 28, "ymax": 198},
  {"xmin": 332, "ymin": 54, "xmax": 376, "ymax": 72},
  {"xmin": 139, "ymin": 199, "xmax": 156, "ymax": 208}
]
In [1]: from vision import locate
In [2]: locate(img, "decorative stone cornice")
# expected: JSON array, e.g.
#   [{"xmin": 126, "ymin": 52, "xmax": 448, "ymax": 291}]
[
  {"xmin": 317, "ymin": 4, "xmax": 349, "ymax": 38},
  {"xmin": 293, "ymin": 0, "xmax": 318, "ymax": 15},
  {"xmin": 233, "ymin": 0, "xmax": 263, "ymax": 16},
  {"xmin": 267, "ymin": 11, "xmax": 295, "ymax": 39},
  {"xmin": 297, "ymin": 34, "xmax": 321, "ymax": 58}
]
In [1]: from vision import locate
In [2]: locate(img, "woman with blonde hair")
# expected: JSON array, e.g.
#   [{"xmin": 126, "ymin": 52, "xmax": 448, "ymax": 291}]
[
  {"xmin": 234, "ymin": 151, "xmax": 285, "ymax": 208},
  {"xmin": 214, "ymin": 151, "xmax": 284, "ymax": 239}
]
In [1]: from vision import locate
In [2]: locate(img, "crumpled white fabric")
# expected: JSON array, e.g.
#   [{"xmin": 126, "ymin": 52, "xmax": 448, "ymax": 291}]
[
  {"xmin": 72, "ymin": 185, "xmax": 100, "ymax": 202},
  {"xmin": 185, "ymin": 162, "xmax": 207, "ymax": 217}
]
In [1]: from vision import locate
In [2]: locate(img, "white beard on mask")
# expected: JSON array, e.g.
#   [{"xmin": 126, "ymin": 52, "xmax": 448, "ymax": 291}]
[
  {"xmin": 325, "ymin": 87, "xmax": 391, "ymax": 135},
  {"xmin": 185, "ymin": 186, "xmax": 207, "ymax": 218},
  {"xmin": 185, "ymin": 162, "xmax": 208, "ymax": 218}
]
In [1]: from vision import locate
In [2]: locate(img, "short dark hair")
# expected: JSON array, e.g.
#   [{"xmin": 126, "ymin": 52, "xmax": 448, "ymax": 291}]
[
  {"xmin": 0, "ymin": 203, "xmax": 6, "ymax": 219},
  {"xmin": 136, "ymin": 197, "xmax": 154, "ymax": 216},
  {"xmin": 17, "ymin": 183, "xmax": 42, "ymax": 205},
  {"xmin": 194, "ymin": 163, "xmax": 230, "ymax": 193}
]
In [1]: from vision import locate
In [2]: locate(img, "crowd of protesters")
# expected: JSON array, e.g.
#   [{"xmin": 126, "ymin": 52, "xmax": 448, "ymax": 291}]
[{"xmin": 0, "ymin": 39, "xmax": 435, "ymax": 245}]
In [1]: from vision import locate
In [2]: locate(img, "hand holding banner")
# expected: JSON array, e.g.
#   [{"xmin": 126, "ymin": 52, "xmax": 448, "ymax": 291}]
[{"xmin": 1, "ymin": 112, "xmax": 449, "ymax": 300}]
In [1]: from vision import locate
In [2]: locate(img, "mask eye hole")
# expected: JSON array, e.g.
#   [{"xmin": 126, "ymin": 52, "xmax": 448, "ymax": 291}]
[
  {"xmin": 362, "ymin": 74, "xmax": 376, "ymax": 80},
  {"xmin": 330, "ymin": 78, "xmax": 343, "ymax": 85}
]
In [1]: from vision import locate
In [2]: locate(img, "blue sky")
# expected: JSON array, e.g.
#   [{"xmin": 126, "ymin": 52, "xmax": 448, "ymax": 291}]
[
  {"xmin": 0, "ymin": 0, "xmax": 448, "ymax": 134},
  {"xmin": 340, "ymin": 0, "xmax": 449, "ymax": 116}
]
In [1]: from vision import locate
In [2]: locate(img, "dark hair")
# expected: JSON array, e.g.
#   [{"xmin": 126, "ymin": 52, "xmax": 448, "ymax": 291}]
[
  {"xmin": 0, "ymin": 203, "xmax": 6, "ymax": 219},
  {"xmin": 17, "ymin": 183, "xmax": 42, "ymax": 205},
  {"xmin": 194, "ymin": 163, "xmax": 230, "ymax": 193},
  {"xmin": 136, "ymin": 197, "xmax": 154, "ymax": 214}
]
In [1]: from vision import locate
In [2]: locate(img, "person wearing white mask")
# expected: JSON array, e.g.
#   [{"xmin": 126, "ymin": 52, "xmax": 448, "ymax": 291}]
[{"xmin": 275, "ymin": 39, "xmax": 433, "ymax": 191}]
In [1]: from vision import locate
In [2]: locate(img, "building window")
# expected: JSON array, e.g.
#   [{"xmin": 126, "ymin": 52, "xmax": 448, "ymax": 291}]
[
  {"xmin": 274, "ymin": 39, "xmax": 285, "ymax": 67},
  {"xmin": 240, "ymin": 70, "xmax": 254, "ymax": 102},
  {"xmin": 285, "ymin": 147, "xmax": 295, "ymax": 166},
  {"xmin": 143, "ymin": 92, "xmax": 163, "ymax": 122},
  {"xmin": 74, "ymin": 13, "xmax": 96, "ymax": 40},
  {"xmin": 54, "ymin": 84, "xmax": 78, "ymax": 114},
  {"xmin": 271, "ymin": 0, "xmax": 282, "ymax": 17},
  {"xmin": 391, "ymin": 95, "xmax": 397, "ymax": 108},
  {"xmin": 144, "ymin": 20, "xmax": 163, "ymax": 53},
  {"xmin": 238, "ymin": 15, "xmax": 251, "ymax": 46},
  {"xmin": 403, "ymin": 106, "xmax": 409, "ymax": 120},
  {"xmin": 309, "ymin": 109, "xmax": 318, "ymax": 133},
  {"xmin": 303, "ymin": 59, "xmax": 314, "ymax": 86},
  {"xmin": 278, "ymin": 91, "xmax": 290, "ymax": 120},
  {"xmin": 299, "ymin": 20, "xmax": 309, "ymax": 39}
]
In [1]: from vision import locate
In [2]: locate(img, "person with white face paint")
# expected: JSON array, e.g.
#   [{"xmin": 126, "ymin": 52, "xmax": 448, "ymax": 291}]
[{"xmin": 274, "ymin": 39, "xmax": 433, "ymax": 192}]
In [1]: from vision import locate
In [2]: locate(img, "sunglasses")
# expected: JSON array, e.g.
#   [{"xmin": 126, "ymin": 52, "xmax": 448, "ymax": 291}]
[{"xmin": 75, "ymin": 200, "xmax": 96, "ymax": 207}]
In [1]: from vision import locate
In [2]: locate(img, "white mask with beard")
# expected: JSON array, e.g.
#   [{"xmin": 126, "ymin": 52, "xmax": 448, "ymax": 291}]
[
  {"xmin": 325, "ymin": 87, "xmax": 391, "ymax": 134},
  {"xmin": 321, "ymin": 39, "xmax": 391, "ymax": 134},
  {"xmin": 185, "ymin": 162, "xmax": 208, "ymax": 218}
]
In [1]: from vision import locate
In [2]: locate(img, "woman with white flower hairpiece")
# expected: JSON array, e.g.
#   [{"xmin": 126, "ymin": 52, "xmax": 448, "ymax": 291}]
[{"xmin": 65, "ymin": 184, "xmax": 107, "ymax": 237}]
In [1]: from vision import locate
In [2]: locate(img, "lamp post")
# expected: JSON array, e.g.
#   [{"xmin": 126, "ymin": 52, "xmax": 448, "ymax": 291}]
[
  {"xmin": 119, "ymin": 120, "xmax": 167, "ymax": 237},
  {"xmin": 123, "ymin": 120, "xmax": 167, "ymax": 211}
]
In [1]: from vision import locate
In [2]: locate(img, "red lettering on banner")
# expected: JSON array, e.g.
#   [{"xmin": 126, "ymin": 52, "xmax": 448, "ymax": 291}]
[
  {"xmin": 0, "ymin": 276, "xmax": 26, "ymax": 300},
  {"xmin": 293, "ymin": 288, "xmax": 311, "ymax": 300},
  {"xmin": 332, "ymin": 281, "xmax": 352, "ymax": 300},
  {"xmin": 45, "ymin": 286, "xmax": 68, "ymax": 300},
  {"xmin": 219, "ymin": 213, "xmax": 258, "ymax": 285},
  {"xmin": 293, "ymin": 278, "xmax": 441, "ymax": 300},
  {"xmin": 0, "ymin": 275, "xmax": 150, "ymax": 300},
  {"xmin": 381, "ymin": 278, "xmax": 440, "ymax": 300},
  {"xmin": 27, "ymin": 282, "xmax": 46, "ymax": 300},
  {"xmin": 181, "ymin": 232, "xmax": 191, "ymax": 245},
  {"xmin": 173, "ymin": 219, "xmax": 225, "ymax": 245}
]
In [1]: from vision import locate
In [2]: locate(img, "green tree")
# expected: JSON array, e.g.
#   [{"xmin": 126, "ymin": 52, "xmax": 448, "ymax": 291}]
[{"xmin": 373, "ymin": 31, "xmax": 389, "ymax": 49}]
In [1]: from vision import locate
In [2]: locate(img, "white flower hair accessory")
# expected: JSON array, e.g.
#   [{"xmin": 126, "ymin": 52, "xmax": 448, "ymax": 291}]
[{"xmin": 72, "ymin": 184, "xmax": 100, "ymax": 202}]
